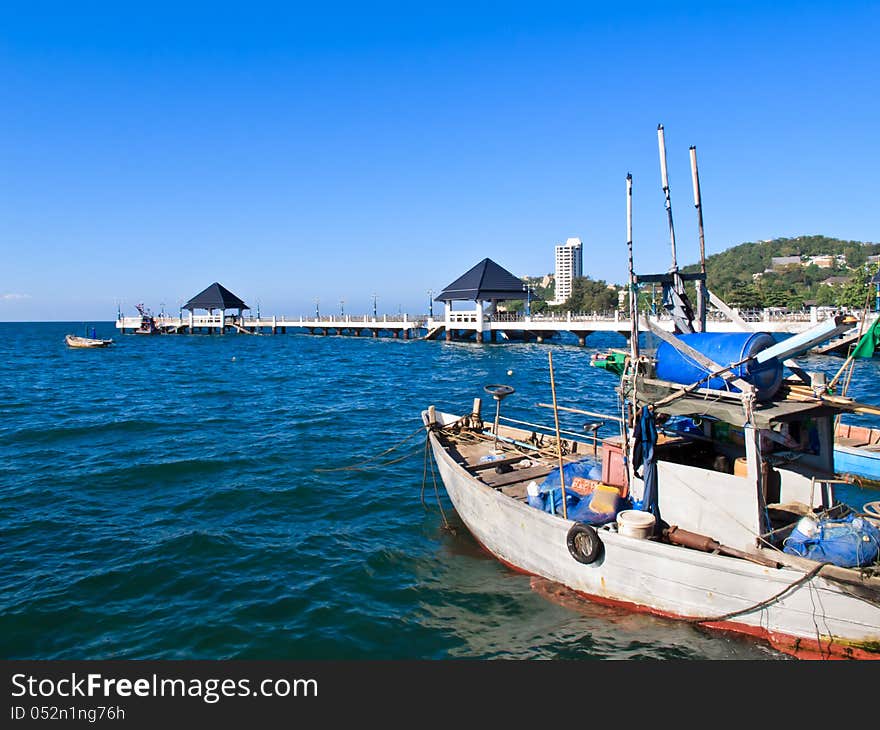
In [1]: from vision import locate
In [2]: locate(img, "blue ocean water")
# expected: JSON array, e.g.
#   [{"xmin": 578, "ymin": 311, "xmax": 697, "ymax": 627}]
[{"xmin": 1, "ymin": 322, "xmax": 878, "ymax": 660}]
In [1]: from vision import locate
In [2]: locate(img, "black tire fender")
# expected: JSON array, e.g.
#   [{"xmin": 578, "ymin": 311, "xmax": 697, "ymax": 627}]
[{"xmin": 567, "ymin": 523, "xmax": 602, "ymax": 564}]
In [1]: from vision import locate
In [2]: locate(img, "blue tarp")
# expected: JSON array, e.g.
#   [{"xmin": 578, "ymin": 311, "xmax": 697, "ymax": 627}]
[
  {"xmin": 540, "ymin": 457, "xmax": 602, "ymax": 489},
  {"xmin": 632, "ymin": 405, "xmax": 661, "ymax": 534},
  {"xmin": 567, "ymin": 490, "xmax": 628, "ymax": 525},
  {"xmin": 529, "ymin": 457, "xmax": 624, "ymax": 525},
  {"xmin": 783, "ymin": 513, "xmax": 880, "ymax": 567}
]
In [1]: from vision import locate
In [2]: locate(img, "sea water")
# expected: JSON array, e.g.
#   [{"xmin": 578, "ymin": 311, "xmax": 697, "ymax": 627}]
[{"xmin": 1, "ymin": 322, "xmax": 878, "ymax": 660}]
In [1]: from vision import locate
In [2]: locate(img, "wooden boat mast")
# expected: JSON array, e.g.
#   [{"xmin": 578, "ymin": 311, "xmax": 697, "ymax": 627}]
[
  {"xmin": 626, "ymin": 172, "xmax": 639, "ymax": 363},
  {"xmin": 689, "ymin": 145, "xmax": 708, "ymax": 333}
]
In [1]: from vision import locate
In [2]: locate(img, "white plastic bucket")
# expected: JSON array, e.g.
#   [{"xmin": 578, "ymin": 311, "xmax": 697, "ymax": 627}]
[{"xmin": 616, "ymin": 510, "xmax": 656, "ymax": 539}]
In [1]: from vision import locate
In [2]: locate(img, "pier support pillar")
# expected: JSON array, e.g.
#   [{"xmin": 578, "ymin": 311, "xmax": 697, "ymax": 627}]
[
  {"xmin": 445, "ymin": 330, "xmax": 452, "ymax": 341},
  {"xmin": 372, "ymin": 329, "xmax": 378, "ymax": 338},
  {"xmin": 402, "ymin": 329, "xmax": 409, "ymax": 340},
  {"xmin": 536, "ymin": 334, "xmax": 544, "ymax": 344},
  {"xmin": 475, "ymin": 331, "xmax": 483, "ymax": 343},
  {"xmin": 490, "ymin": 330, "xmax": 497, "ymax": 343}
]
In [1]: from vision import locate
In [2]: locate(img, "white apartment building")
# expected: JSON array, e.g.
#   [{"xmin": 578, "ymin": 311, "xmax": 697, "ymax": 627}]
[{"xmin": 551, "ymin": 237, "xmax": 583, "ymax": 304}]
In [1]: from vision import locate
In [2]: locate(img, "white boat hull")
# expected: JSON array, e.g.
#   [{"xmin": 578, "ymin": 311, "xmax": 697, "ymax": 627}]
[
  {"xmin": 65, "ymin": 334, "xmax": 112, "ymax": 348},
  {"xmin": 427, "ymin": 417, "xmax": 880, "ymax": 660}
]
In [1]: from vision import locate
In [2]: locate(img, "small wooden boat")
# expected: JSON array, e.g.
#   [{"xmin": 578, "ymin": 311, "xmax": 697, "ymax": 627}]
[
  {"xmin": 65, "ymin": 334, "xmax": 113, "ymax": 348},
  {"xmin": 835, "ymin": 422, "xmax": 880, "ymax": 483}
]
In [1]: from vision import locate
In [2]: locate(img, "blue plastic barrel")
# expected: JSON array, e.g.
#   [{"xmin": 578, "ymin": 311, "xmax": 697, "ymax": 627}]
[{"xmin": 655, "ymin": 332, "xmax": 782, "ymax": 400}]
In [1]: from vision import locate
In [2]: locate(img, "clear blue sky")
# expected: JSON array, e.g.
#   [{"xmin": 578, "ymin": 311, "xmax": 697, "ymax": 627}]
[{"xmin": 1, "ymin": 1, "xmax": 878, "ymax": 321}]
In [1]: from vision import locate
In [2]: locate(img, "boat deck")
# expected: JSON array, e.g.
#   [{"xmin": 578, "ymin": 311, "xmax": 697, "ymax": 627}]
[
  {"xmin": 436, "ymin": 421, "xmax": 602, "ymax": 500},
  {"xmin": 836, "ymin": 423, "xmax": 880, "ymax": 450}
]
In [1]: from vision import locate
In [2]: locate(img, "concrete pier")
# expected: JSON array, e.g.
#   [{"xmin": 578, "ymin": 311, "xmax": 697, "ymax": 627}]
[
  {"xmin": 116, "ymin": 306, "xmax": 840, "ymax": 346},
  {"xmin": 116, "ymin": 313, "xmax": 420, "ymax": 340}
]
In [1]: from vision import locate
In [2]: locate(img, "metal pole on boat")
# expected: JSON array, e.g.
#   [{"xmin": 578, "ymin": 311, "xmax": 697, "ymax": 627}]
[
  {"xmin": 627, "ymin": 173, "xmax": 639, "ymax": 360},
  {"xmin": 548, "ymin": 351, "xmax": 569, "ymax": 519},
  {"xmin": 657, "ymin": 124, "xmax": 680, "ymax": 289},
  {"xmin": 689, "ymin": 145, "xmax": 708, "ymax": 332},
  {"xmin": 658, "ymin": 124, "xmax": 695, "ymax": 333}
]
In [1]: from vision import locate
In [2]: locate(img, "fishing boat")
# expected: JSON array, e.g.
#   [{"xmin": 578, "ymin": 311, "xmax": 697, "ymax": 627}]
[
  {"xmin": 424, "ymin": 331, "xmax": 880, "ymax": 660},
  {"xmin": 422, "ymin": 128, "xmax": 880, "ymax": 659},
  {"xmin": 133, "ymin": 303, "xmax": 160, "ymax": 334},
  {"xmin": 65, "ymin": 333, "xmax": 113, "ymax": 348},
  {"xmin": 834, "ymin": 423, "xmax": 880, "ymax": 483}
]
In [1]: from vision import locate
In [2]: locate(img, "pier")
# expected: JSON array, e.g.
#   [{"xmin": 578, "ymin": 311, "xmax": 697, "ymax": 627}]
[
  {"xmin": 424, "ymin": 306, "xmax": 837, "ymax": 344},
  {"xmin": 116, "ymin": 276, "xmax": 852, "ymax": 345},
  {"xmin": 116, "ymin": 313, "xmax": 421, "ymax": 338},
  {"xmin": 115, "ymin": 306, "xmax": 841, "ymax": 344}
]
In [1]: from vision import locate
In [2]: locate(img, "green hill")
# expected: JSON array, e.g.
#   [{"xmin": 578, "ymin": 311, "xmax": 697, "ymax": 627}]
[{"xmin": 679, "ymin": 235, "xmax": 880, "ymax": 310}]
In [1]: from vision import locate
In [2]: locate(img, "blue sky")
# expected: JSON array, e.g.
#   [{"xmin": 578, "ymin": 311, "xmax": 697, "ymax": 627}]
[{"xmin": 1, "ymin": 1, "xmax": 878, "ymax": 321}]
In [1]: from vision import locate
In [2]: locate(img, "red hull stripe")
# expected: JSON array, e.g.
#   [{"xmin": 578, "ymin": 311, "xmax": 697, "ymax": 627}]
[{"xmin": 476, "ymin": 536, "xmax": 879, "ymax": 661}]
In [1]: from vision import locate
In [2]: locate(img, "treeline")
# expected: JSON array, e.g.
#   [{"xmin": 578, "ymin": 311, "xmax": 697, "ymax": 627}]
[
  {"xmin": 510, "ymin": 274, "xmax": 618, "ymax": 314},
  {"xmin": 512, "ymin": 235, "xmax": 880, "ymax": 314}
]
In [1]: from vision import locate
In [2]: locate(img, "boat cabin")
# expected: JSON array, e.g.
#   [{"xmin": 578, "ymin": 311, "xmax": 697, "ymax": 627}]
[{"xmin": 623, "ymin": 373, "xmax": 844, "ymax": 556}]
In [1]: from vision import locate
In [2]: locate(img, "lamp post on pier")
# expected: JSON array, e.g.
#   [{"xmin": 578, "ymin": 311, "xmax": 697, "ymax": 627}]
[
  {"xmin": 314, "ymin": 298, "xmax": 320, "ymax": 320},
  {"xmin": 428, "ymin": 289, "xmax": 434, "ymax": 318},
  {"xmin": 372, "ymin": 293, "xmax": 378, "ymax": 319},
  {"xmin": 522, "ymin": 282, "xmax": 532, "ymax": 317},
  {"xmin": 340, "ymin": 298, "xmax": 345, "ymax": 318}
]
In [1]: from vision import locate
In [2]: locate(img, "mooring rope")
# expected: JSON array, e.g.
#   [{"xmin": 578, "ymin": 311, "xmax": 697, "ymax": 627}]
[
  {"xmin": 421, "ymin": 430, "xmax": 453, "ymax": 532},
  {"xmin": 314, "ymin": 423, "xmax": 427, "ymax": 472}
]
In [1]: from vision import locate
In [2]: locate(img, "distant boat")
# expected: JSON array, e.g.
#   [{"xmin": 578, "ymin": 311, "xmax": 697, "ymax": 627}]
[
  {"xmin": 835, "ymin": 422, "xmax": 880, "ymax": 483},
  {"xmin": 65, "ymin": 334, "xmax": 113, "ymax": 348},
  {"xmin": 133, "ymin": 303, "xmax": 160, "ymax": 334}
]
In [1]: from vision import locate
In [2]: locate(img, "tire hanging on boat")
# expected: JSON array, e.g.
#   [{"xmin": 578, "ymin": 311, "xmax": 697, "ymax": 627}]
[{"xmin": 566, "ymin": 523, "xmax": 602, "ymax": 564}]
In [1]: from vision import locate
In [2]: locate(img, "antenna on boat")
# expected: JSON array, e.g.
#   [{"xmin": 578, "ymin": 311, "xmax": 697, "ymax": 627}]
[
  {"xmin": 689, "ymin": 145, "xmax": 708, "ymax": 332},
  {"xmin": 657, "ymin": 124, "xmax": 695, "ymax": 333},
  {"xmin": 657, "ymin": 124, "xmax": 680, "ymax": 284},
  {"xmin": 627, "ymin": 172, "xmax": 639, "ymax": 361}
]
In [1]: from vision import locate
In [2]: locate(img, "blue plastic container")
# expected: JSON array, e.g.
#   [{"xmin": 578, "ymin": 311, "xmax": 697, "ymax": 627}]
[{"xmin": 655, "ymin": 332, "xmax": 782, "ymax": 401}]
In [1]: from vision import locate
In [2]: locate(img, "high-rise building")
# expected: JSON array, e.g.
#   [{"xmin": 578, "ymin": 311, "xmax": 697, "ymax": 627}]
[{"xmin": 552, "ymin": 237, "xmax": 583, "ymax": 305}]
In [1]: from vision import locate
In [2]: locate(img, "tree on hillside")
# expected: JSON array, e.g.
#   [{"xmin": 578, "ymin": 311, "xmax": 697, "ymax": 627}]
[
  {"xmin": 560, "ymin": 276, "xmax": 618, "ymax": 313},
  {"xmin": 726, "ymin": 281, "xmax": 762, "ymax": 309},
  {"xmin": 838, "ymin": 263, "xmax": 880, "ymax": 309},
  {"xmin": 815, "ymin": 285, "xmax": 836, "ymax": 306}
]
